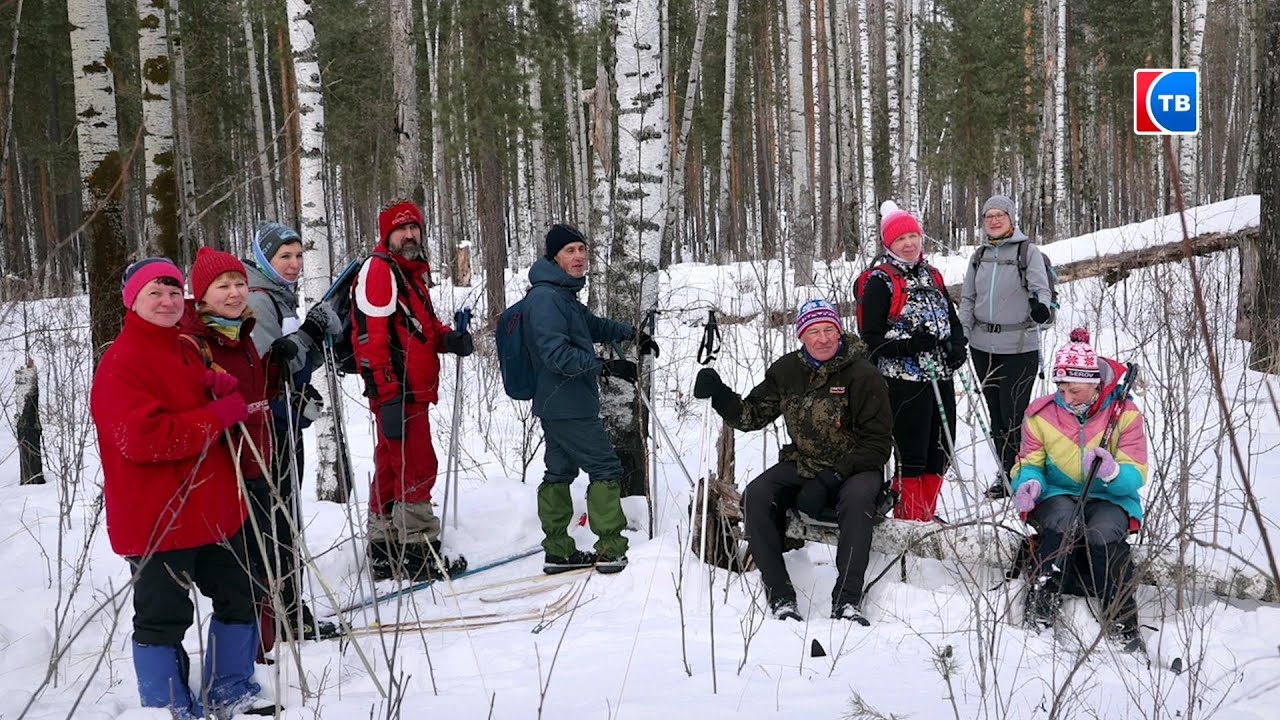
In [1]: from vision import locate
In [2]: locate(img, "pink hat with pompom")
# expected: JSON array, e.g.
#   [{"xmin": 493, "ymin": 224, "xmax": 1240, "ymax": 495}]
[
  {"xmin": 880, "ymin": 200, "xmax": 922, "ymax": 248},
  {"xmin": 1052, "ymin": 328, "xmax": 1100, "ymax": 384}
]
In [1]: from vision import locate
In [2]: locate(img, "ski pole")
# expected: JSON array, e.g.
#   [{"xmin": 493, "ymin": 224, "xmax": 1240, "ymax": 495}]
[
  {"xmin": 442, "ymin": 307, "xmax": 470, "ymax": 537},
  {"xmin": 957, "ymin": 359, "xmax": 1011, "ymax": 495},
  {"xmin": 922, "ymin": 355, "xmax": 976, "ymax": 520}
]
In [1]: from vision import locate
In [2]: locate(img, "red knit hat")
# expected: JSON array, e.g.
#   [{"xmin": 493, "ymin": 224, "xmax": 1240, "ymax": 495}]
[
  {"xmin": 1052, "ymin": 328, "xmax": 1101, "ymax": 384},
  {"xmin": 880, "ymin": 200, "xmax": 922, "ymax": 248},
  {"xmin": 189, "ymin": 246, "xmax": 247, "ymax": 302},
  {"xmin": 379, "ymin": 199, "xmax": 424, "ymax": 242}
]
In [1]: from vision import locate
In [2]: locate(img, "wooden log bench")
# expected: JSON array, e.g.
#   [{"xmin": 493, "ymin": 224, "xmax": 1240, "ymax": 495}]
[{"xmin": 785, "ymin": 515, "xmax": 1279, "ymax": 603}]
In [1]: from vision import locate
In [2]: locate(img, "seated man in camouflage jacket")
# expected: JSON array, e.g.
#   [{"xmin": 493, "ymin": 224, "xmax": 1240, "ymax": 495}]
[{"xmin": 693, "ymin": 299, "xmax": 893, "ymax": 624}]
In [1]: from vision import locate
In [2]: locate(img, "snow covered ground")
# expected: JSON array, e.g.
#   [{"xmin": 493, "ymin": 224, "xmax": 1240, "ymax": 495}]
[{"xmin": 0, "ymin": 198, "xmax": 1276, "ymax": 719}]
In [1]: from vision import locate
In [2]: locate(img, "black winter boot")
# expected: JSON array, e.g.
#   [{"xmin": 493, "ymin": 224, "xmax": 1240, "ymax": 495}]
[
  {"xmin": 368, "ymin": 541, "xmax": 395, "ymax": 581},
  {"xmin": 1024, "ymin": 571, "xmax": 1063, "ymax": 630}
]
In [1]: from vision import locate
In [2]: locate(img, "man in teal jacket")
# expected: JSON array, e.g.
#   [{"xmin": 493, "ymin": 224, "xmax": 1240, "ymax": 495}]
[{"xmin": 524, "ymin": 224, "xmax": 659, "ymax": 574}]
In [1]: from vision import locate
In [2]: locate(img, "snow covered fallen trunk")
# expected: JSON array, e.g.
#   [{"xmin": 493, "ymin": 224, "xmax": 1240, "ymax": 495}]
[{"xmin": 787, "ymin": 516, "xmax": 1279, "ymax": 603}]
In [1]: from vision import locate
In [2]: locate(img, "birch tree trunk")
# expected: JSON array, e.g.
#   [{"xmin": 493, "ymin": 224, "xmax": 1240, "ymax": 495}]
[
  {"xmin": 287, "ymin": 0, "xmax": 345, "ymax": 502},
  {"xmin": 566, "ymin": 68, "xmax": 591, "ymax": 234},
  {"xmin": 242, "ymin": 2, "xmax": 275, "ymax": 221},
  {"xmin": 391, "ymin": 0, "xmax": 421, "ymax": 197},
  {"xmin": 1053, "ymin": 0, "xmax": 1067, "ymax": 235},
  {"xmin": 139, "ymin": 0, "xmax": 179, "ymax": 257},
  {"xmin": 903, "ymin": 0, "xmax": 920, "ymax": 210},
  {"xmin": 833, "ymin": 0, "xmax": 858, "ymax": 256},
  {"xmin": 522, "ymin": 0, "xmax": 548, "ymax": 266},
  {"xmin": 1179, "ymin": 0, "xmax": 1207, "ymax": 204},
  {"xmin": 1040, "ymin": 0, "xmax": 1059, "ymax": 239},
  {"xmin": 68, "ymin": 0, "xmax": 130, "ymax": 355},
  {"xmin": 661, "ymin": 0, "xmax": 711, "ymax": 255},
  {"xmin": 603, "ymin": 0, "xmax": 663, "ymax": 499},
  {"xmin": 884, "ymin": 0, "xmax": 901, "ymax": 196},
  {"xmin": 785, "ymin": 0, "xmax": 815, "ymax": 283},
  {"xmin": 167, "ymin": 0, "xmax": 199, "ymax": 250},
  {"xmin": 715, "ymin": 0, "xmax": 740, "ymax": 262},
  {"xmin": 857, "ymin": 0, "xmax": 877, "ymax": 253}
]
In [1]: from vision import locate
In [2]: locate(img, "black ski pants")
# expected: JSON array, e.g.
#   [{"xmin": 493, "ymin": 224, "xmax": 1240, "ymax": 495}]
[
  {"xmin": 741, "ymin": 461, "xmax": 881, "ymax": 606},
  {"xmin": 886, "ymin": 377, "xmax": 955, "ymax": 477},
  {"xmin": 972, "ymin": 349, "xmax": 1039, "ymax": 474},
  {"xmin": 127, "ymin": 529, "xmax": 257, "ymax": 645},
  {"xmin": 244, "ymin": 472, "xmax": 307, "ymax": 623},
  {"xmin": 1029, "ymin": 495, "xmax": 1138, "ymax": 625}
]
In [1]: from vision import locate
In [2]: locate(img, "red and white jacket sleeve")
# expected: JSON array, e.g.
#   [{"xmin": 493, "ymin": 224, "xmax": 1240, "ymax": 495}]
[{"xmin": 353, "ymin": 256, "xmax": 402, "ymax": 405}]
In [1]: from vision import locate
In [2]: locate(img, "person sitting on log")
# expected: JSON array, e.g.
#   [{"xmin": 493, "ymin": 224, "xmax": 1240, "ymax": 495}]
[
  {"xmin": 1011, "ymin": 328, "xmax": 1148, "ymax": 651},
  {"xmin": 692, "ymin": 299, "xmax": 893, "ymax": 624}
]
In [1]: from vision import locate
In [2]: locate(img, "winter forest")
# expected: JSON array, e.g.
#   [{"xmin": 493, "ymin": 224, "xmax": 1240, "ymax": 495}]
[{"xmin": 3, "ymin": 0, "xmax": 1280, "ymax": 718}]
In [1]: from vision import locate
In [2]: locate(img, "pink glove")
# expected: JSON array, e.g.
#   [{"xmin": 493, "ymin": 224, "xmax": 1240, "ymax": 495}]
[
  {"xmin": 203, "ymin": 369, "xmax": 239, "ymax": 398},
  {"xmin": 1083, "ymin": 447, "xmax": 1120, "ymax": 482},
  {"xmin": 1013, "ymin": 480, "xmax": 1041, "ymax": 513},
  {"xmin": 208, "ymin": 393, "xmax": 248, "ymax": 430}
]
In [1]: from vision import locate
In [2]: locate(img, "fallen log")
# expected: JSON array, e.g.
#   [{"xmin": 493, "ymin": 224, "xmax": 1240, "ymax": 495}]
[
  {"xmin": 787, "ymin": 515, "xmax": 1279, "ymax": 604},
  {"xmin": 763, "ymin": 228, "xmax": 1253, "ymax": 328}
]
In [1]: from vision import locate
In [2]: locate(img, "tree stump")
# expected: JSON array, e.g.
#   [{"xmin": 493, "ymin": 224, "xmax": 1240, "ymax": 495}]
[
  {"xmin": 454, "ymin": 242, "xmax": 472, "ymax": 287},
  {"xmin": 15, "ymin": 364, "xmax": 44, "ymax": 485}
]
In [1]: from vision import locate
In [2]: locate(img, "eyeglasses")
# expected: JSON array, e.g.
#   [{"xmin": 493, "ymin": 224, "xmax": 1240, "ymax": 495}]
[{"xmin": 983, "ymin": 212, "xmax": 1009, "ymax": 221}]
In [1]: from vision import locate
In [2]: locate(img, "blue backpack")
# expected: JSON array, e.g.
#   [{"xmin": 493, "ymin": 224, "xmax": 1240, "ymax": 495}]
[{"xmin": 496, "ymin": 293, "xmax": 536, "ymax": 400}]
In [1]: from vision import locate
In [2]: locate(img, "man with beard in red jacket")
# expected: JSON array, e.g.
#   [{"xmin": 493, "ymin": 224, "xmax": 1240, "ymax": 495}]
[{"xmin": 352, "ymin": 199, "xmax": 474, "ymax": 581}]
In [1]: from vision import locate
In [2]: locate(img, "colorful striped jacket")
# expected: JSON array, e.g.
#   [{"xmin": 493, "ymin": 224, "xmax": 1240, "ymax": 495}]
[{"xmin": 1010, "ymin": 357, "xmax": 1148, "ymax": 523}]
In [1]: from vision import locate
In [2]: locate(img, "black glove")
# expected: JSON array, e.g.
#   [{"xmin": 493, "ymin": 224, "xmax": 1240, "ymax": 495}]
[
  {"xmin": 379, "ymin": 399, "xmax": 405, "ymax": 441},
  {"xmin": 308, "ymin": 301, "xmax": 343, "ymax": 334},
  {"xmin": 946, "ymin": 340, "xmax": 968, "ymax": 370},
  {"xmin": 815, "ymin": 468, "xmax": 845, "ymax": 491},
  {"xmin": 795, "ymin": 478, "xmax": 836, "ymax": 523},
  {"xmin": 907, "ymin": 330, "xmax": 939, "ymax": 355},
  {"xmin": 1029, "ymin": 298, "xmax": 1052, "ymax": 324},
  {"xmin": 693, "ymin": 367, "xmax": 727, "ymax": 399},
  {"xmin": 601, "ymin": 358, "xmax": 638, "ymax": 384},
  {"xmin": 634, "ymin": 330, "xmax": 660, "ymax": 358},
  {"xmin": 444, "ymin": 330, "xmax": 474, "ymax": 357},
  {"xmin": 270, "ymin": 334, "xmax": 304, "ymax": 365}
]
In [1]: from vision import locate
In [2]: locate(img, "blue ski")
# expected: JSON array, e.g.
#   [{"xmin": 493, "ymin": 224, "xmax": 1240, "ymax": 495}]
[{"xmin": 330, "ymin": 546, "xmax": 542, "ymax": 616}]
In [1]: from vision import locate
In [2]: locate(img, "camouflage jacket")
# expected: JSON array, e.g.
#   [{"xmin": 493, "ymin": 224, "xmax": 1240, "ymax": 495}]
[{"xmin": 718, "ymin": 335, "xmax": 893, "ymax": 479}]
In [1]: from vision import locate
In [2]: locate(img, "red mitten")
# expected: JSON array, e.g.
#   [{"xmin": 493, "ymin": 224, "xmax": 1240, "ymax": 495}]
[
  {"xmin": 203, "ymin": 369, "xmax": 240, "ymax": 398},
  {"xmin": 208, "ymin": 393, "xmax": 249, "ymax": 429}
]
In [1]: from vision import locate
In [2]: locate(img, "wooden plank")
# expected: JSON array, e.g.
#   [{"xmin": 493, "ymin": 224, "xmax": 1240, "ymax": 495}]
[{"xmin": 787, "ymin": 515, "xmax": 1279, "ymax": 603}]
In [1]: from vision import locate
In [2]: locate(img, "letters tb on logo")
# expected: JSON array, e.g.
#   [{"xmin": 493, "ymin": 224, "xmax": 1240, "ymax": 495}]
[{"xmin": 1134, "ymin": 69, "xmax": 1199, "ymax": 135}]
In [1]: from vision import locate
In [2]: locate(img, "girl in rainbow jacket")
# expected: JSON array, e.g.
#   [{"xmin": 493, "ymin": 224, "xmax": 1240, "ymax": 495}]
[{"xmin": 1009, "ymin": 328, "xmax": 1148, "ymax": 648}]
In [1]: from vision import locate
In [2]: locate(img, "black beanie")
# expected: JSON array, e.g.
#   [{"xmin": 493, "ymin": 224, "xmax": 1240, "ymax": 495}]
[{"xmin": 545, "ymin": 223, "xmax": 586, "ymax": 260}]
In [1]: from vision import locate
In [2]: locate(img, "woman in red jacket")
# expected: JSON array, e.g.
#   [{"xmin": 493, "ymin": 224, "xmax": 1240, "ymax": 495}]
[{"xmin": 90, "ymin": 257, "xmax": 271, "ymax": 718}]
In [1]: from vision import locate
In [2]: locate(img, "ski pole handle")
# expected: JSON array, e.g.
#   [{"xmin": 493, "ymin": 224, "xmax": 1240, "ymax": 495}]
[{"xmin": 455, "ymin": 307, "xmax": 471, "ymax": 334}]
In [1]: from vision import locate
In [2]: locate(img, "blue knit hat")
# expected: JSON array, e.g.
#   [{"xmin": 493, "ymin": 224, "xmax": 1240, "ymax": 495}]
[{"xmin": 252, "ymin": 222, "xmax": 301, "ymax": 286}]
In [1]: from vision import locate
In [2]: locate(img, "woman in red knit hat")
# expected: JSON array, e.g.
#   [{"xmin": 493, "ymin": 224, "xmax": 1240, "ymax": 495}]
[
  {"xmin": 855, "ymin": 201, "xmax": 968, "ymax": 522},
  {"xmin": 183, "ymin": 246, "xmax": 305, "ymax": 661},
  {"xmin": 91, "ymin": 256, "xmax": 272, "ymax": 717}
]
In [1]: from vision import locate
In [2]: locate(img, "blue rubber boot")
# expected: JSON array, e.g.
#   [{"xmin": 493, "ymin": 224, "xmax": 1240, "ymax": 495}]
[
  {"xmin": 132, "ymin": 640, "xmax": 202, "ymax": 719},
  {"xmin": 201, "ymin": 619, "xmax": 266, "ymax": 718}
]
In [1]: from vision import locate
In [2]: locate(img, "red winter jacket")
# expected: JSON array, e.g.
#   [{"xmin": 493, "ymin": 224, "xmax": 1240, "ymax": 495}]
[
  {"xmin": 350, "ymin": 243, "xmax": 451, "ymax": 406},
  {"xmin": 178, "ymin": 302, "xmax": 277, "ymax": 480},
  {"xmin": 91, "ymin": 311, "xmax": 248, "ymax": 557}
]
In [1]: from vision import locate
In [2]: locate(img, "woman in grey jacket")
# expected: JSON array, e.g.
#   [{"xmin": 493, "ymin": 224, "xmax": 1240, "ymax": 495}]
[{"xmin": 957, "ymin": 195, "xmax": 1054, "ymax": 499}]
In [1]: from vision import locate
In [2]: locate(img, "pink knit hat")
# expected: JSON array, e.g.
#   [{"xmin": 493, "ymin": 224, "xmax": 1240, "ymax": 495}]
[
  {"xmin": 880, "ymin": 200, "xmax": 922, "ymax": 248},
  {"xmin": 1052, "ymin": 328, "xmax": 1101, "ymax": 384},
  {"xmin": 121, "ymin": 257, "xmax": 185, "ymax": 309}
]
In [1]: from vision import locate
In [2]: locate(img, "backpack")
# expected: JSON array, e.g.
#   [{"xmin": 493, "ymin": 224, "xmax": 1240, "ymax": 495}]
[
  {"xmin": 321, "ymin": 256, "xmax": 366, "ymax": 375},
  {"xmin": 496, "ymin": 292, "xmax": 536, "ymax": 400},
  {"xmin": 854, "ymin": 260, "xmax": 946, "ymax": 331},
  {"xmin": 971, "ymin": 241, "xmax": 1059, "ymax": 323}
]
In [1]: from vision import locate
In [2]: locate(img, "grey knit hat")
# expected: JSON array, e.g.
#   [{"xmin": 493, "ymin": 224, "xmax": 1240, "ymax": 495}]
[{"xmin": 982, "ymin": 195, "xmax": 1017, "ymax": 224}]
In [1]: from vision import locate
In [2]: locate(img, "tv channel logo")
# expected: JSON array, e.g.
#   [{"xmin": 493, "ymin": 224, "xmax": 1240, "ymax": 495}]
[{"xmin": 1134, "ymin": 69, "xmax": 1199, "ymax": 135}]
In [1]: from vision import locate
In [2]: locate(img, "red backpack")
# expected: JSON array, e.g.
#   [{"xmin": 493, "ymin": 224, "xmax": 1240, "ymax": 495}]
[{"xmin": 854, "ymin": 261, "xmax": 946, "ymax": 331}]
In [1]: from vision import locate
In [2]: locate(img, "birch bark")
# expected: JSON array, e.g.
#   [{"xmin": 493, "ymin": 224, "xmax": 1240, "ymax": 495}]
[
  {"xmin": 391, "ymin": 0, "xmax": 421, "ymax": 196},
  {"xmin": 785, "ymin": 0, "xmax": 815, "ymax": 283},
  {"xmin": 715, "ymin": 0, "xmax": 740, "ymax": 261}
]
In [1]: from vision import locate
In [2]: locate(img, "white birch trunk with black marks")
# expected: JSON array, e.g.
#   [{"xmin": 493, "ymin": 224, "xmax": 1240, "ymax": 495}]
[
  {"xmin": 885, "ymin": 0, "xmax": 901, "ymax": 196},
  {"xmin": 785, "ymin": 0, "xmax": 814, "ymax": 284},
  {"xmin": 138, "ymin": 0, "xmax": 175, "ymax": 253},
  {"xmin": 522, "ymin": 0, "xmax": 548, "ymax": 266},
  {"xmin": 167, "ymin": 0, "xmax": 199, "ymax": 248},
  {"xmin": 287, "ymin": 0, "xmax": 343, "ymax": 502},
  {"xmin": 857, "ymin": 0, "xmax": 876, "ymax": 252},
  {"xmin": 1179, "ymin": 0, "xmax": 1207, "ymax": 204},
  {"xmin": 715, "ymin": 0, "xmax": 740, "ymax": 261}
]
